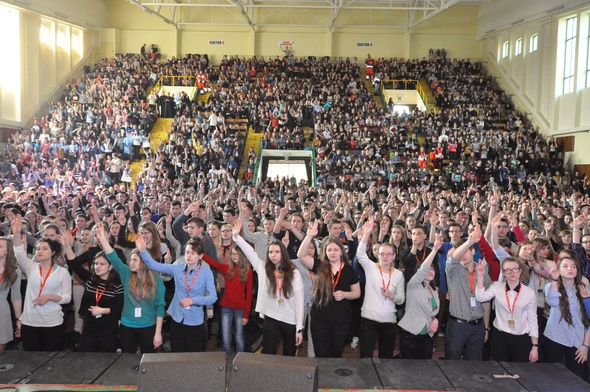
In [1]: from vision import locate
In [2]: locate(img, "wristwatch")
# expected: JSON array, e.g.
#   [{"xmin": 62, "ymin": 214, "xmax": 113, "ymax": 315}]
[{"xmin": 297, "ymin": 328, "xmax": 304, "ymax": 334}]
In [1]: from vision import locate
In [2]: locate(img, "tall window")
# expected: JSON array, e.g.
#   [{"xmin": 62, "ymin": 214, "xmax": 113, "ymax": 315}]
[
  {"xmin": 502, "ymin": 41, "xmax": 509, "ymax": 58},
  {"xmin": 40, "ymin": 24, "xmax": 50, "ymax": 45},
  {"xmin": 57, "ymin": 30, "xmax": 65, "ymax": 48},
  {"xmin": 530, "ymin": 34, "xmax": 538, "ymax": 52},
  {"xmin": 563, "ymin": 16, "xmax": 577, "ymax": 94},
  {"xmin": 515, "ymin": 38, "xmax": 522, "ymax": 56}
]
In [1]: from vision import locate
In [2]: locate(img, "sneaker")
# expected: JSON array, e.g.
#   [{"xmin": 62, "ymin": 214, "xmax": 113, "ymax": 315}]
[
  {"xmin": 350, "ymin": 336, "xmax": 359, "ymax": 349},
  {"xmin": 437, "ymin": 331, "xmax": 445, "ymax": 337}
]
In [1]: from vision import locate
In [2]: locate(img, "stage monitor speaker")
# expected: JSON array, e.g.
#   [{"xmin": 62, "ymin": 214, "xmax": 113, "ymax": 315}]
[
  {"xmin": 229, "ymin": 352, "xmax": 317, "ymax": 392},
  {"xmin": 137, "ymin": 352, "xmax": 226, "ymax": 392}
]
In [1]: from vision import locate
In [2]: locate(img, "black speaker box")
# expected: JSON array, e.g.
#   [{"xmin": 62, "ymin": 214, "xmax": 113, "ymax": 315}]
[
  {"xmin": 229, "ymin": 352, "xmax": 317, "ymax": 392},
  {"xmin": 137, "ymin": 352, "xmax": 226, "ymax": 392}
]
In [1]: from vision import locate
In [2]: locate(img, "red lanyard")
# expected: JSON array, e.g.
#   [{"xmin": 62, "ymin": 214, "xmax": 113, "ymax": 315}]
[
  {"xmin": 95, "ymin": 286, "xmax": 107, "ymax": 305},
  {"xmin": 331, "ymin": 262, "xmax": 343, "ymax": 289},
  {"xmin": 38, "ymin": 265, "xmax": 54, "ymax": 297},
  {"xmin": 468, "ymin": 268, "xmax": 475, "ymax": 294},
  {"xmin": 184, "ymin": 264, "xmax": 202, "ymax": 296},
  {"xmin": 415, "ymin": 248, "xmax": 426, "ymax": 264},
  {"xmin": 0, "ymin": 270, "xmax": 5, "ymax": 285},
  {"xmin": 378, "ymin": 264, "xmax": 392, "ymax": 291},
  {"xmin": 505, "ymin": 286, "xmax": 521, "ymax": 314},
  {"xmin": 274, "ymin": 270, "xmax": 284, "ymax": 298},
  {"xmin": 536, "ymin": 273, "xmax": 543, "ymax": 289}
]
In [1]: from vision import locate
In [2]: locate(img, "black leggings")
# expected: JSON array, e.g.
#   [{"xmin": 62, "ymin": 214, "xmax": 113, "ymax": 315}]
[{"xmin": 119, "ymin": 324, "xmax": 157, "ymax": 354}]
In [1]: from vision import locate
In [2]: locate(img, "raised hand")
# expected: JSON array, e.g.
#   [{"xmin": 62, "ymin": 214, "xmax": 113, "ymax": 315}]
[
  {"xmin": 135, "ymin": 233, "xmax": 147, "ymax": 252},
  {"xmin": 307, "ymin": 220, "xmax": 319, "ymax": 238},
  {"xmin": 232, "ymin": 218, "xmax": 243, "ymax": 238},
  {"xmin": 282, "ymin": 231, "xmax": 290, "ymax": 247},
  {"xmin": 475, "ymin": 259, "xmax": 486, "ymax": 277}
]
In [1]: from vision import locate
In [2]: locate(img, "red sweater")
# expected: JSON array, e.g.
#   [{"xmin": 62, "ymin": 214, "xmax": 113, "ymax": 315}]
[
  {"xmin": 203, "ymin": 254, "xmax": 253, "ymax": 320},
  {"xmin": 478, "ymin": 236, "xmax": 501, "ymax": 282}
]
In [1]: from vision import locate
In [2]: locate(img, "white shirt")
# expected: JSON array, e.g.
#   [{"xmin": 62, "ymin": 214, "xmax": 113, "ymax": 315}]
[
  {"xmin": 476, "ymin": 282, "xmax": 538, "ymax": 337},
  {"xmin": 14, "ymin": 245, "xmax": 72, "ymax": 327},
  {"xmin": 235, "ymin": 235, "xmax": 304, "ymax": 330}
]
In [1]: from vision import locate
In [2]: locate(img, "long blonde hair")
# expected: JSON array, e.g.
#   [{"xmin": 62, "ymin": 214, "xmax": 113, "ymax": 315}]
[{"xmin": 128, "ymin": 249, "xmax": 157, "ymax": 299}]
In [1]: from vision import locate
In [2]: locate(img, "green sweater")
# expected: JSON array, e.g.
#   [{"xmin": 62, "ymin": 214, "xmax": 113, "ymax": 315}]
[{"xmin": 106, "ymin": 251, "xmax": 165, "ymax": 328}]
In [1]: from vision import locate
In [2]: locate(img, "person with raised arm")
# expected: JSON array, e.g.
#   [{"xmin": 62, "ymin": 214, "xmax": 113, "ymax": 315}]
[
  {"xmin": 475, "ymin": 255, "xmax": 539, "ymax": 362},
  {"xmin": 62, "ymin": 230, "xmax": 124, "ymax": 352},
  {"xmin": 94, "ymin": 223, "xmax": 165, "ymax": 353},
  {"xmin": 135, "ymin": 233, "xmax": 216, "ymax": 352},
  {"xmin": 398, "ymin": 231, "xmax": 442, "ymax": 359},
  {"xmin": 543, "ymin": 256, "xmax": 590, "ymax": 382},
  {"xmin": 232, "ymin": 218, "xmax": 304, "ymax": 356},
  {"xmin": 309, "ymin": 226, "xmax": 361, "ymax": 358},
  {"xmin": 11, "ymin": 216, "xmax": 71, "ymax": 351},
  {"xmin": 296, "ymin": 219, "xmax": 321, "ymax": 357},
  {"xmin": 445, "ymin": 224, "xmax": 491, "ymax": 360},
  {"xmin": 357, "ymin": 217, "xmax": 404, "ymax": 358}
]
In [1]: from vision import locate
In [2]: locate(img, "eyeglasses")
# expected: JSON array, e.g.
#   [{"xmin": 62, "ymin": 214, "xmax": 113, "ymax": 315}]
[
  {"xmin": 230, "ymin": 252, "xmax": 239, "ymax": 256},
  {"xmin": 221, "ymin": 230, "xmax": 232, "ymax": 233},
  {"xmin": 378, "ymin": 253, "xmax": 395, "ymax": 257},
  {"xmin": 503, "ymin": 268, "xmax": 521, "ymax": 273}
]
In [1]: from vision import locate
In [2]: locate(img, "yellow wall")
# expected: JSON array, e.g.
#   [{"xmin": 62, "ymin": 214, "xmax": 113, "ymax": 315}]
[{"xmin": 102, "ymin": 2, "xmax": 482, "ymax": 62}]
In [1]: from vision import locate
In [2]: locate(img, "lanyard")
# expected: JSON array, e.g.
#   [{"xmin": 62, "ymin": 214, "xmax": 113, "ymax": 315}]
[
  {"xmin": 378, "ymin": 264, "xmax": 392, "ymax": 291},
  {"xmin": 331, "ymin": 262, "xmax": 344, "ymax": 289},
  {"xmin": 274, "ymin": 270, "xmax": 284, "ymax": 298},
  {"xmin": 309, "ymin": 270, "xmax": 315, "ymax": 281},
  {"xmin": 38, "ymin": 264, "xmax": 54, "ymax": 297},
  {"xmin": 184, "ymin": 264, "xmax": 202, "ymax": 297},
  {"xmin": 505, "ymin": 285, "xmax": 521, "ymax": 315},
  {"xmin": 415, "ymin": 247, "xmax": 426, "ymax": 264},
  {"xmin": 468, "ymin": 268, "xmax": 475, "ymax": 294},
  {"xmin": 0, "ymin": 270, "xmax": 4, "ymax": 285},
  {"xmin": 95, "ymin": 286, "xmax": 107, "ymax": 305}
]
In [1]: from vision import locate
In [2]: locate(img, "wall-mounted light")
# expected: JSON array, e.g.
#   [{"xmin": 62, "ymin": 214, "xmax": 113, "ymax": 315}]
[{"xmin": 546, "ymin": 5, "xmax": 564, "ymax": 14}]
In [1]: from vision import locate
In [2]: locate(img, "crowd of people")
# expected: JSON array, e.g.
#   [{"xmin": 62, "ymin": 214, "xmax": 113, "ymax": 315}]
[{"xmin": 2, "ymin": 49, "xmax": 590, "ymax": 385}]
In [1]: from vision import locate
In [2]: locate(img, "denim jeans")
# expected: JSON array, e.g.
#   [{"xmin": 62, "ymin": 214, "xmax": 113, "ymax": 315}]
[{"xmin": 221, "ymin": 306, "xmax": 245, "ymax": 356}]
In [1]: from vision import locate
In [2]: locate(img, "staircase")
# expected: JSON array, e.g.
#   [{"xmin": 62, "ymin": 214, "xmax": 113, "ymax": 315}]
[{"xmin": 130, "ymin": 118, "xmax": 171, "ymax": 183}]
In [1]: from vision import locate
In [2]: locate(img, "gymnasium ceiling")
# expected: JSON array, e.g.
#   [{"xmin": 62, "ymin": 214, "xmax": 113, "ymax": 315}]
[{"xmin": 124, "ymin": 0, "xmax": 484, "ymax": 30}]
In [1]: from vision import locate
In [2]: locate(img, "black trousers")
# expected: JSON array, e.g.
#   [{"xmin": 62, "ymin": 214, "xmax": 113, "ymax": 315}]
[
  {"xmin": 170, "ymin": 319, "xmax": 206, "ymax": 352},
  {"xmin": 399, "ymin": 327, "xmax": 434, "ymax": 359},
  {"xmin": 311, "ymin": 314, "xmax": 350, "ymax": 358},
  {"xmin": 80, "ymin": 322, "xmax": 119, "ymax": 352},
  {"xmin": 120, "ymin": 324, "xmax": 157, "ymax": 354},
  {"xmin": 262, "ymin": 316, "xmax": 296, "ymax": 356},
  {"xmin": 490, "ymin": 327, "xmax": 531, "ymax": 362},
  {"xmin": 359, "ymin": 317, "xmax": 397, "ymax": 359},
  {"xmin": 21, "ymin": 324, "xmax": 65, "ymax": 352},
  {"xmin": 543, "ymin": 337, "xmax": 589, "ymax": 383}
]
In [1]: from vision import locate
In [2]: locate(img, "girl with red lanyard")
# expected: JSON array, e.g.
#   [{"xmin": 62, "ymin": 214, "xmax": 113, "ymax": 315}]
[
  {"xmin": 475, "ymin": 256, "xmax": 539, "ymax": 363},
  {"xmin": 310, "ymin": 233, "xmax": 361, "ymax": 358},
  {"xmin": 357, "ymin": 217, "xmax": 404, "ymax": 358},
  {"xmin": 11, "ymin": 218, "xmax": 71, "ymax": 351},
  {"xmin": 62, "ymin": 232, "xmax": 124, "ymax": 352},
  {"xmin": 232, "ymin": 219, "xmax": 304, "ymax": 356}
]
